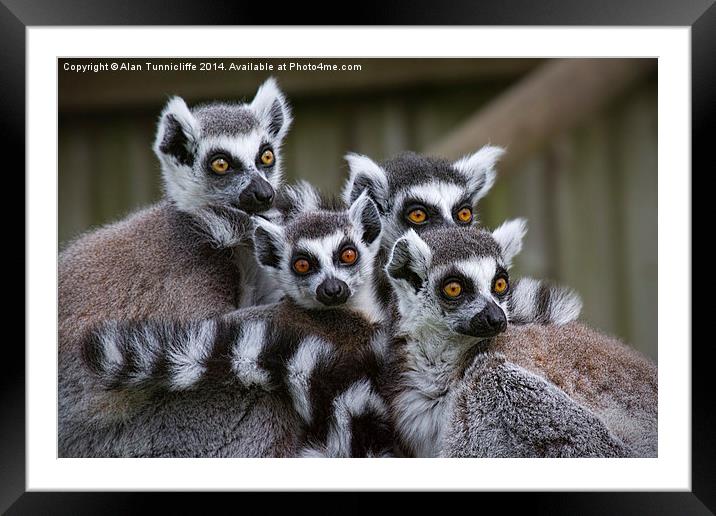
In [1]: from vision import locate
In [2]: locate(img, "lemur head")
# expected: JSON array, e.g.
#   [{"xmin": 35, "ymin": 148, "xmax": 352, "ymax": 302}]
[
  {"xmin": 385, "ymin": 221, "xmax": 527, "ymax": 342},
  {"xmin": 253, "ymin": 192, "xmax": 383, "ymax": 317},
  {"xmin": 342, "ymin": 146, "xmax": 503, "ymax": 251},
  {"xmin": 153, "ymin": 78, "xmax": 292, "ymax": 240}
]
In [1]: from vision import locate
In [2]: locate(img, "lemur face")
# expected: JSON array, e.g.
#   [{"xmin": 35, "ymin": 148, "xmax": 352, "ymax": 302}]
[
  {"xmin": 386, "ymin": 221, "xmax": 527, "ymax": 342},
  {"xmin": 253, "ymin": 192, "xmax": 383, "ymax": 311},
  {"xmin": 342, "ymin": 147, "xmax": 504, "ymax": 250},
  {"xmin": 153, "ymin": 78, "xmax": 292, "ymax": 216}
]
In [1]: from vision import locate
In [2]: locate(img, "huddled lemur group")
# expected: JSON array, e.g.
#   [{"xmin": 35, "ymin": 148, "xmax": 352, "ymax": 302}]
[{"xmin": 59, "ymin": 79, "xmax": 657, "ymax": 458}]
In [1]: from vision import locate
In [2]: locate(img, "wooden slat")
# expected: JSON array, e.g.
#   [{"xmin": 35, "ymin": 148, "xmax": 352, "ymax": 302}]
[
  {"xmin": 548, "ymin": 120, "xmax": 623, "ymax": 341},
  {"xmin": 610, "ymin": 81, "xmax": 658, "ymax": 362},
  {"xmin": 425, "ymin": 58, "xmax": 656, "ymax": 172},
  {"xmin": 58, "ymin": 121, "xmax": 92, "ymax": 247}
]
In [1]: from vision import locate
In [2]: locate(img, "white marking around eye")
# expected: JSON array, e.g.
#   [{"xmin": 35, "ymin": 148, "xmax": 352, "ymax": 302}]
[
  {"xmin": 396, "ymin": 181, "xmax": 468, "ymax": 222},
  {"xmin": 430, "ymin": 257, "xmax": 500, "ymax": 298},
  {"xmin": 295, "ymin": 230, "xmax": 347, "ymax": 275}
]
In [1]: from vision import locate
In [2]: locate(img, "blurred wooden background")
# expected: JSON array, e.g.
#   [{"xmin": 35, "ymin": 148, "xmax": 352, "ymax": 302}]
[{"xmin": 58, "ymin": 58, "xmax": 657, "ymax": 361}]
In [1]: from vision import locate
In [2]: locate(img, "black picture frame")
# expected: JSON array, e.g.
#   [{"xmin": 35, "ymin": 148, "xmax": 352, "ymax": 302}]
[{"xmin": 4, "ymin": 0, "xmax": 710, "ymax": 512}]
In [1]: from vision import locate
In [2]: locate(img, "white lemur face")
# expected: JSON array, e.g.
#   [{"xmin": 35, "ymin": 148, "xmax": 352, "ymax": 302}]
[
  {"xmin": 386, "ymin": 220, "xmax": 527, "ymax": 342},
  {"xmin": 253, "ymin": 192, "xmax": 383, "ymax": 312},
  {"xmin": 154, "ymin": 77, "xmax": 292, "ymax": 216},
  {"xmin": 342, "ymin": 146, "xmax": 504, "ymax": 250}
]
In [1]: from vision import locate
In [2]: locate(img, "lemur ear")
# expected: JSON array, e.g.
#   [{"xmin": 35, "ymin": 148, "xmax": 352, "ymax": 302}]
[
  {"xmin": 342, "ymin": 153, "xmax": 389, "ymax": 213},
  {"xmin": 250, "ymin": 77, "xmax": 293, "ymax": 141},
  {"xmin": 492, "ymin": 218, "xmax": 527, "ymax": 267},
  {"xmin": 386, "ymin": 230, "xmax": 432, "ymax": 293},
  {"xmin": 452, "ymin": 145, "xmax": 504, "ymax": 204},
  {"xmin": 154, "ymin": 96, "xmax": 200, "ymax": 167},
  {"xmin": 348, "ymin": 191, "xmax": 383, "ymax": 246},
  {"xmin": 253, "ymin": 218, "xmax": 285, "ymax": 269}
]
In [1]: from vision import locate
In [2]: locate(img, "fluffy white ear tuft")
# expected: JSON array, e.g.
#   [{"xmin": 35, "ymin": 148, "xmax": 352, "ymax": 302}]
[
  {"xmin": 492, "ymin": 218, "xmax": 527, "ymax": 267},
  {"xmin": 253, "ymin": 217, "xmax": 286, "ymax": 269},
  {"xmin": 342, "ymin": 153, "xmax": 389, "ymax": 212},
  {"xmin": 279, "ymin": 180, "xmax": 323, "ymax": 220},
  {"xmin": 452, "ymin": 145, "xmax": 505, "ymax": 203},
  {"xmin": 153, "ymin": 96, "xmax": 200, "ymax": 166},
  {"xmin": 385, "ymin": 230, "xmax": 432, "ymax": 293},
  {"xmin": 348, "ymin": 191, "xmax": 383, "ymax": 246},
  {"xmin": 250, "ymin": 77, "xmax": 293, "ymax": 141}
]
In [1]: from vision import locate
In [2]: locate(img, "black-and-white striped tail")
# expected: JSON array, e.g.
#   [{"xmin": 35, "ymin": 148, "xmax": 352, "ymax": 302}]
[
  {"xmin": 81, "ymin": 315, "xmax": 394, "ymax": 457},
  {"xmin": 507, "ymin": 277, "xmax": 582, "ymax": 326}
]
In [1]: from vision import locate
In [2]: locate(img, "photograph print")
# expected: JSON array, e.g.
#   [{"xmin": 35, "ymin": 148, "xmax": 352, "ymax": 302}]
[{"xmin": 57, "ymin": 57, "xmax": 657, "ymax": 458}]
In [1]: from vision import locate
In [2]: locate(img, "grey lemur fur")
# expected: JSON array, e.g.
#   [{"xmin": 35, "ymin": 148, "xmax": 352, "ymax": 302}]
[
  {"xmin": 80, "ymin": 193, "xmax": 394, "ymax": 457},
  {"xmin": 59, "ymin": 79, "xmax": 298, "ymax": 456},
  {"xmin": 471, "ymin": 321, "xmax": 658, "ymax": 457},
  {"xmin": 383, "ymin": 223, "xmax": 633, "ymax": 457}
]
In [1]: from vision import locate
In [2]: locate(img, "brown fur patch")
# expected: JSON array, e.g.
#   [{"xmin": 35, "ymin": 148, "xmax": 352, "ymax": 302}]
[{"xmin": 487, "ymin": 322, "xmax": 657, "ymax": 455}]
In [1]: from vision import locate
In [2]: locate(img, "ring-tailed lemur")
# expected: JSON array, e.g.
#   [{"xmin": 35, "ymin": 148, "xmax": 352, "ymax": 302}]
[
  {"xmin": 80, "ymin": 193, "xmax": 394, "ymax": 457},
  {"xmin": 59, "ymin": 79, "xmax": 295, "ymax": 454},
  {"xmin": 382, "ymin": 222, "xmax": 587, "ymax": 457},
  {"xmin": 340, "ymin": 146, "xmax": 504, "ymax": 309}
]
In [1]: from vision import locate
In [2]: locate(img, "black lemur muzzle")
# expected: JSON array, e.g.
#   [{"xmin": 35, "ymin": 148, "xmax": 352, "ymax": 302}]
[
  {"xmin": 238, "ymin": 176, "xmax": 275, "ymax": 214},
  {"xmin": 316, "ymin": 277, "xmax": 350, "ymax": 307},
  {"xmin": 458, "ymin": 301, "xmax": 507, "ymax": 338}
]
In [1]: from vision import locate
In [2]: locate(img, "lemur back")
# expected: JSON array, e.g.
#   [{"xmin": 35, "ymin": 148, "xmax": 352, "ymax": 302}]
[
  {"xmin": 81, "ymin": 194, "xmax": 395, "ymax": 457},
  {"xmin": 59, "ymin": 79, "xmax": 295, "ymax": 457}
]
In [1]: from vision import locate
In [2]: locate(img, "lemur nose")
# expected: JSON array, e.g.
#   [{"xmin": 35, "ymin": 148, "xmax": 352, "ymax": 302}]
[
  {"xmin": 253, "ymin": 184, "xmax": 274, "ymax": 204},
  {"xmin": 316, "ymin": 278, "xmax": 350, "ymax": 306},
  {"xmin": 238, "ymin": 177, "xmax": 275, "ymax": 213},
  {"xmin": 464, "ymin": 302, "xmax": 507, "ymax": 338}
]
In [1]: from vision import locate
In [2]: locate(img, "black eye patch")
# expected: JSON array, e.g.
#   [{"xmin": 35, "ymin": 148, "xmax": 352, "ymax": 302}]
[
  {"xmin": 435, "ymin": 270, "xmax": 476, "ymax": 304},
  {"xmin": 290, "ymin": 251, "xmax": 320, "ymax": 276},
  {"xmin": 401, "ymin": 201, "xmax": 445, "ymax": 229},
  {"xmin": 491, "ymin": 266, "xmax": 510, "ymax": 295},
  {"xmin": 204, "ymin": 149, "xmax": 245, "ymax": 174},
  {"xmin": 452, "ymin": 194, "xmax": 476, "ymax": 224},
  {"xmin": 333, "ymin": 238, "xmax": 360, "ymax": 266}
]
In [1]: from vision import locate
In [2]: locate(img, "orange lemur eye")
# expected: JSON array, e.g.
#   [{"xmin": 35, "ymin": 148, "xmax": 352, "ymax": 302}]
[
  {"xmin": 443, "ymin": 281, "xmax": 463, "ymax": 299},
  {"xmin": 260, "ymin": 149, "xmax": 275, "ymax": 166},
  {"xmin": 340, "ymin": 247, "xmax": 358, "ymax": 265},
  {"xmin": 493, "ymin": 277, "xmax": 508, "ymax": 295},
  {"xmin": 457, "ymin": 207, "xmax": 473, "ymax": 223},
  {"xmin": 293, "ymin": 259, "xmax": 311, "ymax": 274},
  {"xmin": 210, "ymin": 157, "xmax": 230, "ymax": 174},
  {"xmin": 408, "ymin": 209, "xmax": 428, "ymax": 224}
]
